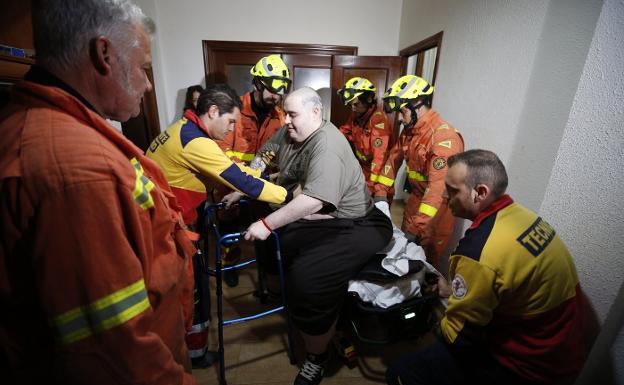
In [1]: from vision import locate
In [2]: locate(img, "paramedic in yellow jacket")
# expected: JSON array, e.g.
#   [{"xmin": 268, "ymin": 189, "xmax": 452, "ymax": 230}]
[
  {"xmin": 147, "ymin": 83, "xmax": 294, "ymax": 224},
  {"xmin": 375, "ymin": 75, "xmax": 464, "ymax": 269},
  {"xmin": 386, "ymin": 150, "xmax": 586, "ymax": 385},
  {"xmin": 146, "ymin": 84, "xmax": 294, "ymax": 368}
]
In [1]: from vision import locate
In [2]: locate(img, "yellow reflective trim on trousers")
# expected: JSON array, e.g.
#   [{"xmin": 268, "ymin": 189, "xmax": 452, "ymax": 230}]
[
  {"xmin": 406, "ymin": 166, "xmax": 427, "ymax": 182},
  {"xmin": 130, "ymin": 158, "xmax": 155, "ymax": 209},
  {"xmin": 418, "ymin": 203, "xmax": 438, "ymax": 217},
  {"xmin": 52, "ymin": 279, "xmax": 151, "ymax": 345},
  {"xmin": 355, "ymin": 149, "xmax": 370, "ymax": 162},
  {"xmin": 225, "ymin": 150, "xmax": 255, "ymax": 162},
  {"xmin": 376, "ymin": 174, "xmax": 395, "ymax": 187}
]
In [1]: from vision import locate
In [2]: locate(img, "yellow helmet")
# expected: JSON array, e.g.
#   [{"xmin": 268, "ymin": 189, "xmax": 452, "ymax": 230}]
[
  {"xmin": 382, "ymin": 75, "xmax": 434, "ymax": 113},
  {"xmin": 337, "ymin": 77, "xmax": 376, "ymax": 105},
  {"xmin": 250, "ymin": 54, "xmax": 292, "ymax": 95}
]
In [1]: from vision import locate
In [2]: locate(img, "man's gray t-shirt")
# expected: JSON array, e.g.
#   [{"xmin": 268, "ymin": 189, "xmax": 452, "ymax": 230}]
[{"xmin": 260, "ymin": 120, "xmax": 373, "ymax": 219}]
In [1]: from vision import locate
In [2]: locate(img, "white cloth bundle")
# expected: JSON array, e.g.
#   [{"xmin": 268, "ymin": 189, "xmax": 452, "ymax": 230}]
[{"xmin": 347, "ymin": 201, "xmax": 441, "ymax": 308}]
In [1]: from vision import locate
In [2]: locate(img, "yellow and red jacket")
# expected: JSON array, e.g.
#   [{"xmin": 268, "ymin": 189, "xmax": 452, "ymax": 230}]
[
  {"xmin": 146, "ymin": 109, "xmax": 291, "ymax": 224},
  {"xmin": 217, "ymin": 91, "xmax": 285, "ymax": 164},
  {"xmin": 0, "ymin": 79, "xmax": 196, "ymax": 384},
  {"xmin": 441, "ymin": 195, "xmax": 585, "ymax": 383},
  {"xmin": 374, "ymin": 109, "xmax": 463, "ymax": 235},
  {"xmin": 339, "ymin": 104, "xmax": 392, "ymax": 194}
]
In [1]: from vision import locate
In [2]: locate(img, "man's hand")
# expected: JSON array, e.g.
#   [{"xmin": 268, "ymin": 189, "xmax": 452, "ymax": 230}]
[
  {"xmin": 268, "ymin": 172, "xmax": 280, "ymax": 182},
  {"xmin": 434, "ymin": 276, "xmax": 451, "ymax": 298},
  {"xmin": 221, "ymin": 191, "xmax": 244, "ymax": 208},
  {"xmin": 244, "ymin": 220, "xmax": 271, "ymax": 241}
]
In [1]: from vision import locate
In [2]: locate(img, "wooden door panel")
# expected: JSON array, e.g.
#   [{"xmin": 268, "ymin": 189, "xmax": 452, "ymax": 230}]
[
  {"xmin": 330, "ymin": 55, "xmax": 402, "ymax": 132},
  {"xmin": 203, "ymin": 40, "xmax": 356, "ymax": 86}
]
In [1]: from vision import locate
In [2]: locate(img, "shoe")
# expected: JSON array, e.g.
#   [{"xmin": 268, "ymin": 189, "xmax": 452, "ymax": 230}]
[
  {"xmin": 294, "ymin": 358, "xmax": 325, "ymax": 385},
  {"xmin": 223, "ymin": 269, "xmax": 239, "ymax": 287},
  {"xmin": 191, "ymin": 350, "xmax": 219, "ymax": 369}
]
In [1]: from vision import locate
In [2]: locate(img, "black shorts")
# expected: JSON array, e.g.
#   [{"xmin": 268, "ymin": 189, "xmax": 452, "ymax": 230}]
[{"xmin": 267, "ymin": 206, "xmax": 392, "ymax": 335}]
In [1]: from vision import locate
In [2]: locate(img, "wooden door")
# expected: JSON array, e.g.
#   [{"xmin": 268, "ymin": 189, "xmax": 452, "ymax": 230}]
[
  {"xmin": 202, "ymin": 41, "xmax": 357, "ymax": 118},
  {"xmin": 330, "ymin": 55, "xmax": 403, "ymax": 133}
]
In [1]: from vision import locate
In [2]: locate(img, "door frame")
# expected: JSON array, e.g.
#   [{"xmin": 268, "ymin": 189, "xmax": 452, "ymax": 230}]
[{"xmin": 399, "ymin": 31, "xmax": 443, "ymax": 86}]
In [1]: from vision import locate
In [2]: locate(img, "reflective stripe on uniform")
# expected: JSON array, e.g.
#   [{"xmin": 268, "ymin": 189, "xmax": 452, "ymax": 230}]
[
  {"xmin": 355, "ymin": 149, "xmax": 371, "ymax": 162},
  {"xmin": 131, "ymin": 158, "xmax": 155, "ymax": 209},
  {"xmin": 225, "ymin": 150, "xmax": 255, "ymax": 162},
  {"xmin": 418, "ymin": 203, "xmax": 438, "ymax": 217},
  {"xmin": 52, "ymin": 279, "xmax": 151, "ymax": 345},
  {"xmin": 406, "ymin": 165, "xmax": 427, "ymax": 182},
  {"xmin": 376, "ymin": 174, "xmax": 394, "ymax": 187},
  {"xmin": 370, "ymin": 173, "xmax": 379, "ymax": 182}
]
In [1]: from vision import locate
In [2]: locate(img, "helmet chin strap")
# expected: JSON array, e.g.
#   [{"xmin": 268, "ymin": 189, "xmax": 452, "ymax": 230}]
[{"xmin": 404, "ymin": 100, "xmax": 424, "ymax": 129}]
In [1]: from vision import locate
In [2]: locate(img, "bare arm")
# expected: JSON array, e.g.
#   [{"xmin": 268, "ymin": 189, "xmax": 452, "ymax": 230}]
[{"xmin": 244, "ymin": 193, "xmax": 323, "ymax": 241}]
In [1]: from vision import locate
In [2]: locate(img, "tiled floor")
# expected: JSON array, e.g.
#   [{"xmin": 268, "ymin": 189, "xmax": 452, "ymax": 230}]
[{"xmin": 193, "ymin": 201, "xmax": 438, "ymax": 385}]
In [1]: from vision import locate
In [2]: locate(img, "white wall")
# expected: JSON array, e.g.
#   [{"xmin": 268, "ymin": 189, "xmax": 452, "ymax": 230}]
[
  {"xmin": 540, "ymin": 0, "xmax": 624, "ymax": 382},
  {"xmin": 506, "ymin": 0, "xmax": 604, "ymax": 211},
  {"xmin": 399, "ymin": 0, "xmax": 547, "ymax": 177},
  {"xmin": 137, "ymin": 0, "xmax": 403, "ymax": 129}
]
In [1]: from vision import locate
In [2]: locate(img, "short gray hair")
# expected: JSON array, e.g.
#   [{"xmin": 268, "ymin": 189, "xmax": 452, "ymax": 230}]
[
  {"xmin": 447, "ymin": 149, "xmax": 509, "ymax": 198},
  {"xmin": 32, "ymin": 0, "xmax": 154, "ymax": 71}
]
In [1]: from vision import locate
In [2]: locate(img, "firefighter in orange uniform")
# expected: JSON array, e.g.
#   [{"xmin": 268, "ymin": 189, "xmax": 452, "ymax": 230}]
[
  {"xmin": 215, "ymin": 54, "xmax": 292, "ymax": 287},
  {"xmin": 374, "ymin": 75, "xmax": 464, "ymax": 269},
  {"xmin": 217, "ymin": 54, "xmax": 291, "ymax": 163},
  {"xmin": 0, "ymin": 1, "xmax": 196, "ymax": 383},
  {"xmin": 337, "ymin": 77, "xmax": 393, "ymax": 195}
]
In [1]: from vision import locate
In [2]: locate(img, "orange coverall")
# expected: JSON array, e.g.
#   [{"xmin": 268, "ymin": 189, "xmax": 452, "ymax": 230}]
[
  {"xmin": 374, "ymin": 109, "xmax": 464, "ymax": 268},
  {"xmin": 339, "ymin": 104, "xmax": 393, "ymax": 195},
  {"xmin": 0, "ymin": 79, "xmax": 196, "ymax": 384}
]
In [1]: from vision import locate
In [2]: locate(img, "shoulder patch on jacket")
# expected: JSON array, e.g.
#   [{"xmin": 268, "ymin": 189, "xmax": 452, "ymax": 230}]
[
  {"xmin": 451, "ymin": 274, "xmax": 468, "ymax": 299},
  {"xmin": 453, "ymin": 214, "xmax": 497, "ymax": 261},
  {"xmin": 180, "ymin": 121, "xmax": 207, "ymax": 148},
  {"xmin": 433, "ymin": 157, "xmax": 446, "ymax": 170},
  {"xmin": 437, "ymin": 140, "xmax": 452, "ymax": 149},
  {"xmin": 374, "ymin": 122, "xmax": 385, "ymax": 129}
]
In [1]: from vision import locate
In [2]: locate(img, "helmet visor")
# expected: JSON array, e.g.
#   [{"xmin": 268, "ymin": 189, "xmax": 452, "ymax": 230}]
[
  {"xmin": 383, "ymin": 96, "xmax": 406, "ymax": 113},
  {"xmin": 260, "ymin": 76, "xmax": 292, "ymax": 95},
  {"xmin": 337, "ymin": 88, "xmax": 362, "ymax": 105}
]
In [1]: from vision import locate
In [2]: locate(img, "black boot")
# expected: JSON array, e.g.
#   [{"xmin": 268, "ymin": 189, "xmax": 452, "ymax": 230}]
[{"xmin": 191, "ymin": 350, "xmax": 219, "ymax": 369}]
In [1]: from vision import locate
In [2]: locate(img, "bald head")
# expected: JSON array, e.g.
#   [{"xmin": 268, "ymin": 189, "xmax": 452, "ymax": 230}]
[
  {"xmin": 286, "ymin": 87, "xmax": 323, "ymax": 111},
  {"xmin": 283, "ymin": 87, "xmax": 324, "ymax": 142}
]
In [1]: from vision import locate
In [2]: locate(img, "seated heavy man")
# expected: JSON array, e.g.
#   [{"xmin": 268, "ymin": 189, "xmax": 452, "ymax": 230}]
[{"xmin": 244, "ymin": 87, "xmax": 393, "ymax": 385}]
